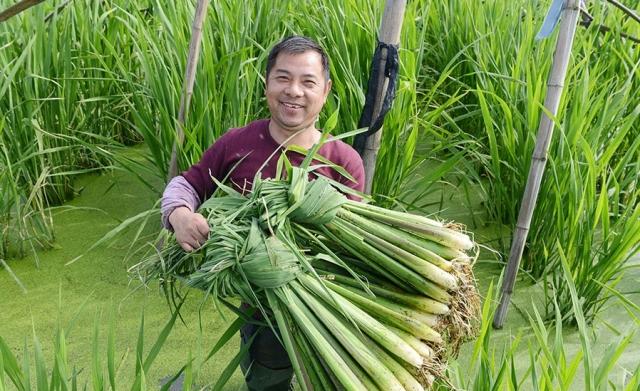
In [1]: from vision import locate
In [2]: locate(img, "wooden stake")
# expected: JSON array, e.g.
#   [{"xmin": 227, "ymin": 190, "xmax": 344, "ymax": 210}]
[
  {"xmin": 166, "ymin": 0, "xmax": 210, "ymax": 181},
  {"xmin": 0, "ymin": 0, "xmax": 46, "ymax": 22},
  {"xmin": 493, "ymin": 0, "xmax": 582, "ymax": 329},
  {"xmin": 361, "ymin": 0, "xmax": 406, "ymax": 194}
]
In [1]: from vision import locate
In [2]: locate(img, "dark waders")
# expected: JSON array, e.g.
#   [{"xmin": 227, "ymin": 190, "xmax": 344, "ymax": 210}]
[{"xmin": 240, "ymin": 323, "xmax": 294, "ymax": 391}]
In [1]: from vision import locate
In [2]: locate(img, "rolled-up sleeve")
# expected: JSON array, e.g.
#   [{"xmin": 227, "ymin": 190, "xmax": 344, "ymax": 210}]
[{"xmin": 161, "ymin": 175, "xmax": 201, "ymax": 231}]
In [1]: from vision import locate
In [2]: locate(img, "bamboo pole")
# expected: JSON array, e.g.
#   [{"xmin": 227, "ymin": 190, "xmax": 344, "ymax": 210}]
[
  {"xmin": 166, "ymin": 0, "xmax": 210, "ymax": 181},
  {"xmin": 360, "ymin": 0, "xmax": 406, "ymax": 194},
  {"xmin": 0, "ymin": 0, "xmax": 46, "ymax": 22},
  {"xmin": 493, "ymin": 0, "xmax": 582, "ymax": 329}
]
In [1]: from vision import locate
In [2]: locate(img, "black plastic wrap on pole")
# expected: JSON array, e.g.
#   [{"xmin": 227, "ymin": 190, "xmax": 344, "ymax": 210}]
[{"xmin": 353, "ymin": 41, "xmax": 400, "ymax": 156}]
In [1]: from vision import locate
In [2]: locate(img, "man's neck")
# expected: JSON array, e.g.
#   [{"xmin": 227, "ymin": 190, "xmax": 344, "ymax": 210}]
[{"xmin": 268, "ymin": 122, "xmax": 321, "ymax": 149}]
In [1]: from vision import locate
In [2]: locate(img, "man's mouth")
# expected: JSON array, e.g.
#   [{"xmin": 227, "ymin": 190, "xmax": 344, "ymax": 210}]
[{"xmin": 281, "ymin": 102, "xmax": 303, "ymax": 109}]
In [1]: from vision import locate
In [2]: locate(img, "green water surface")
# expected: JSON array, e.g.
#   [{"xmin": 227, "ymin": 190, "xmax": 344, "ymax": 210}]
[{"xmin": 1, "ymin": 154, "xmax": 638, "ymax": 390}]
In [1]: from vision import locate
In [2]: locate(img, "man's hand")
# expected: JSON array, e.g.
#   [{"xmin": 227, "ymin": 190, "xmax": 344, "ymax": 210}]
[{"xmin": 168, "ymin": 207, "xmax": 210, "ymax": 252}]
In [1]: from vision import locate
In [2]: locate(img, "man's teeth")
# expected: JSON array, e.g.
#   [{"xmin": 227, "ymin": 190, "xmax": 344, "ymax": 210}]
[{"xmin": 283, "ymin": 102, "xmax": 302, "ymax": 108}]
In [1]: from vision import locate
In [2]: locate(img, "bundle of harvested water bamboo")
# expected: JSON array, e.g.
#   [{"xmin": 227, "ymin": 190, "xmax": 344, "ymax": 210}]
[{"xmin": 134, "ymin": 162, "xmax": 480, "ymax": 390}]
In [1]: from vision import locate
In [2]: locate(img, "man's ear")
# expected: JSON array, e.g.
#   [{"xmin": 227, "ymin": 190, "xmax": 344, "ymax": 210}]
[
  {"xmin": 264, "ymin": 75, "xmax": 270, "ymax": 95},
  {"xmin": 324, "ymin": 78, "xmax": 332, "ymax": 99}
]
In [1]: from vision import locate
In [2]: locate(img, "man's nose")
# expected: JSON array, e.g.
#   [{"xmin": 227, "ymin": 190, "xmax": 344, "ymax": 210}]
[{"xmin": 285, "ymin": 82, "xmax": 303, "ymax": 97}]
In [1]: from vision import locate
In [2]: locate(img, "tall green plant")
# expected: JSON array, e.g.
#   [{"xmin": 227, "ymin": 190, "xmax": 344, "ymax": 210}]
[
  {"xmin": 416, "ymin": 0, "xmax": 640, "ymax": 322},
  {"xmin": 445, "ymin": 278, "xmax": 640, "ymax": 390},
  {"xmin": 0, "ymin": 0, "xmax": 140, "ymax": 258},
  {"xmin": 0, "ymin": 304, "xmax": 184, "ymax": 390}
]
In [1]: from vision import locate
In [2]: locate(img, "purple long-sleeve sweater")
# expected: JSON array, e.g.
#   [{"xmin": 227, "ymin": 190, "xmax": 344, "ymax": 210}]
[{"xmin": 162, "ymin": 119, "xmax": 365, "ymax": 229}]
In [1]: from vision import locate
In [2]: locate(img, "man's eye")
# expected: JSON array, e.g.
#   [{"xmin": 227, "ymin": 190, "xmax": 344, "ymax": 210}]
[{"xmin": 304, "ymin": 81, "xmax": 316, "ymax": 87}]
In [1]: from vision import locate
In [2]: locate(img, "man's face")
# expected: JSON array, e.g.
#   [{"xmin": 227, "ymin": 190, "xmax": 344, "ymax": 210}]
[{"xmin": 265, "ymin": 51, "xmax": 332, "ymax": 137}]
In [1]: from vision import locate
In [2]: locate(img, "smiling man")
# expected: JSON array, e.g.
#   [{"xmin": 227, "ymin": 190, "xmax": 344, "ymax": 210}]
[
  {"xmin": 266, "ymin": 42, "xmax": 330, "ymax": 147},
  {"xmin": 161, "ymin": 36, "xmax": 364, "ymax": 390}
]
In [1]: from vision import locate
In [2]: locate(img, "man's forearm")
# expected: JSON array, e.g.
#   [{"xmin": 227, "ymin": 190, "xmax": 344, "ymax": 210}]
[{"xmin": 161, "ymin": 175, "xmax": 201, "ymax": 230}]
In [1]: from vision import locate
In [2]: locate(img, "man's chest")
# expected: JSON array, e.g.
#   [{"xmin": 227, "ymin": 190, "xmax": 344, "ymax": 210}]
[
  {"xmin": 223, "ymin": 148, "xmax": 341, "ymax": 194},
  {"xmin": 224, "ymin": 147, "xmax": 280, "ymax": 194}
]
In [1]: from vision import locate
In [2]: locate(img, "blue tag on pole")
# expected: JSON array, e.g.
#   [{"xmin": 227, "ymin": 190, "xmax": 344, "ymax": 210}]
[{"xmin": 536, "ymin": 0, "xmax": 565, "ymax": 40}]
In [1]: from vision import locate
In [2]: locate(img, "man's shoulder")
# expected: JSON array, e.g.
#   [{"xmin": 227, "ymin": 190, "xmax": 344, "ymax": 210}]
[
  {"xmin": 200, "ymin": 119, "xmax": 270, "ymax": 160},
  {"xmin": 222, "ymin": 119, "xmax": 270, "ymax": 141},
  {"xmin": 316, "ymin": 136, "xmax": 364, "ymax": 192},
  {"xmin": 320, "ymin": 137, "xmax": 362, "ymax": 164}
]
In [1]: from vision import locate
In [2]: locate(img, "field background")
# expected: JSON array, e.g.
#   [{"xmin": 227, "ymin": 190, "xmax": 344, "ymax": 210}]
[{"xmin": 1, "ymin": 0, "xmax": 639, "ymax": 389}]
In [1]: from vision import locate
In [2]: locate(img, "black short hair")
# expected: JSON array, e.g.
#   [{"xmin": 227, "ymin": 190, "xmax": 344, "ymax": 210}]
[{"xmin": 266, "ymin": 36, "xmax": 330, "ymax": 82}]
